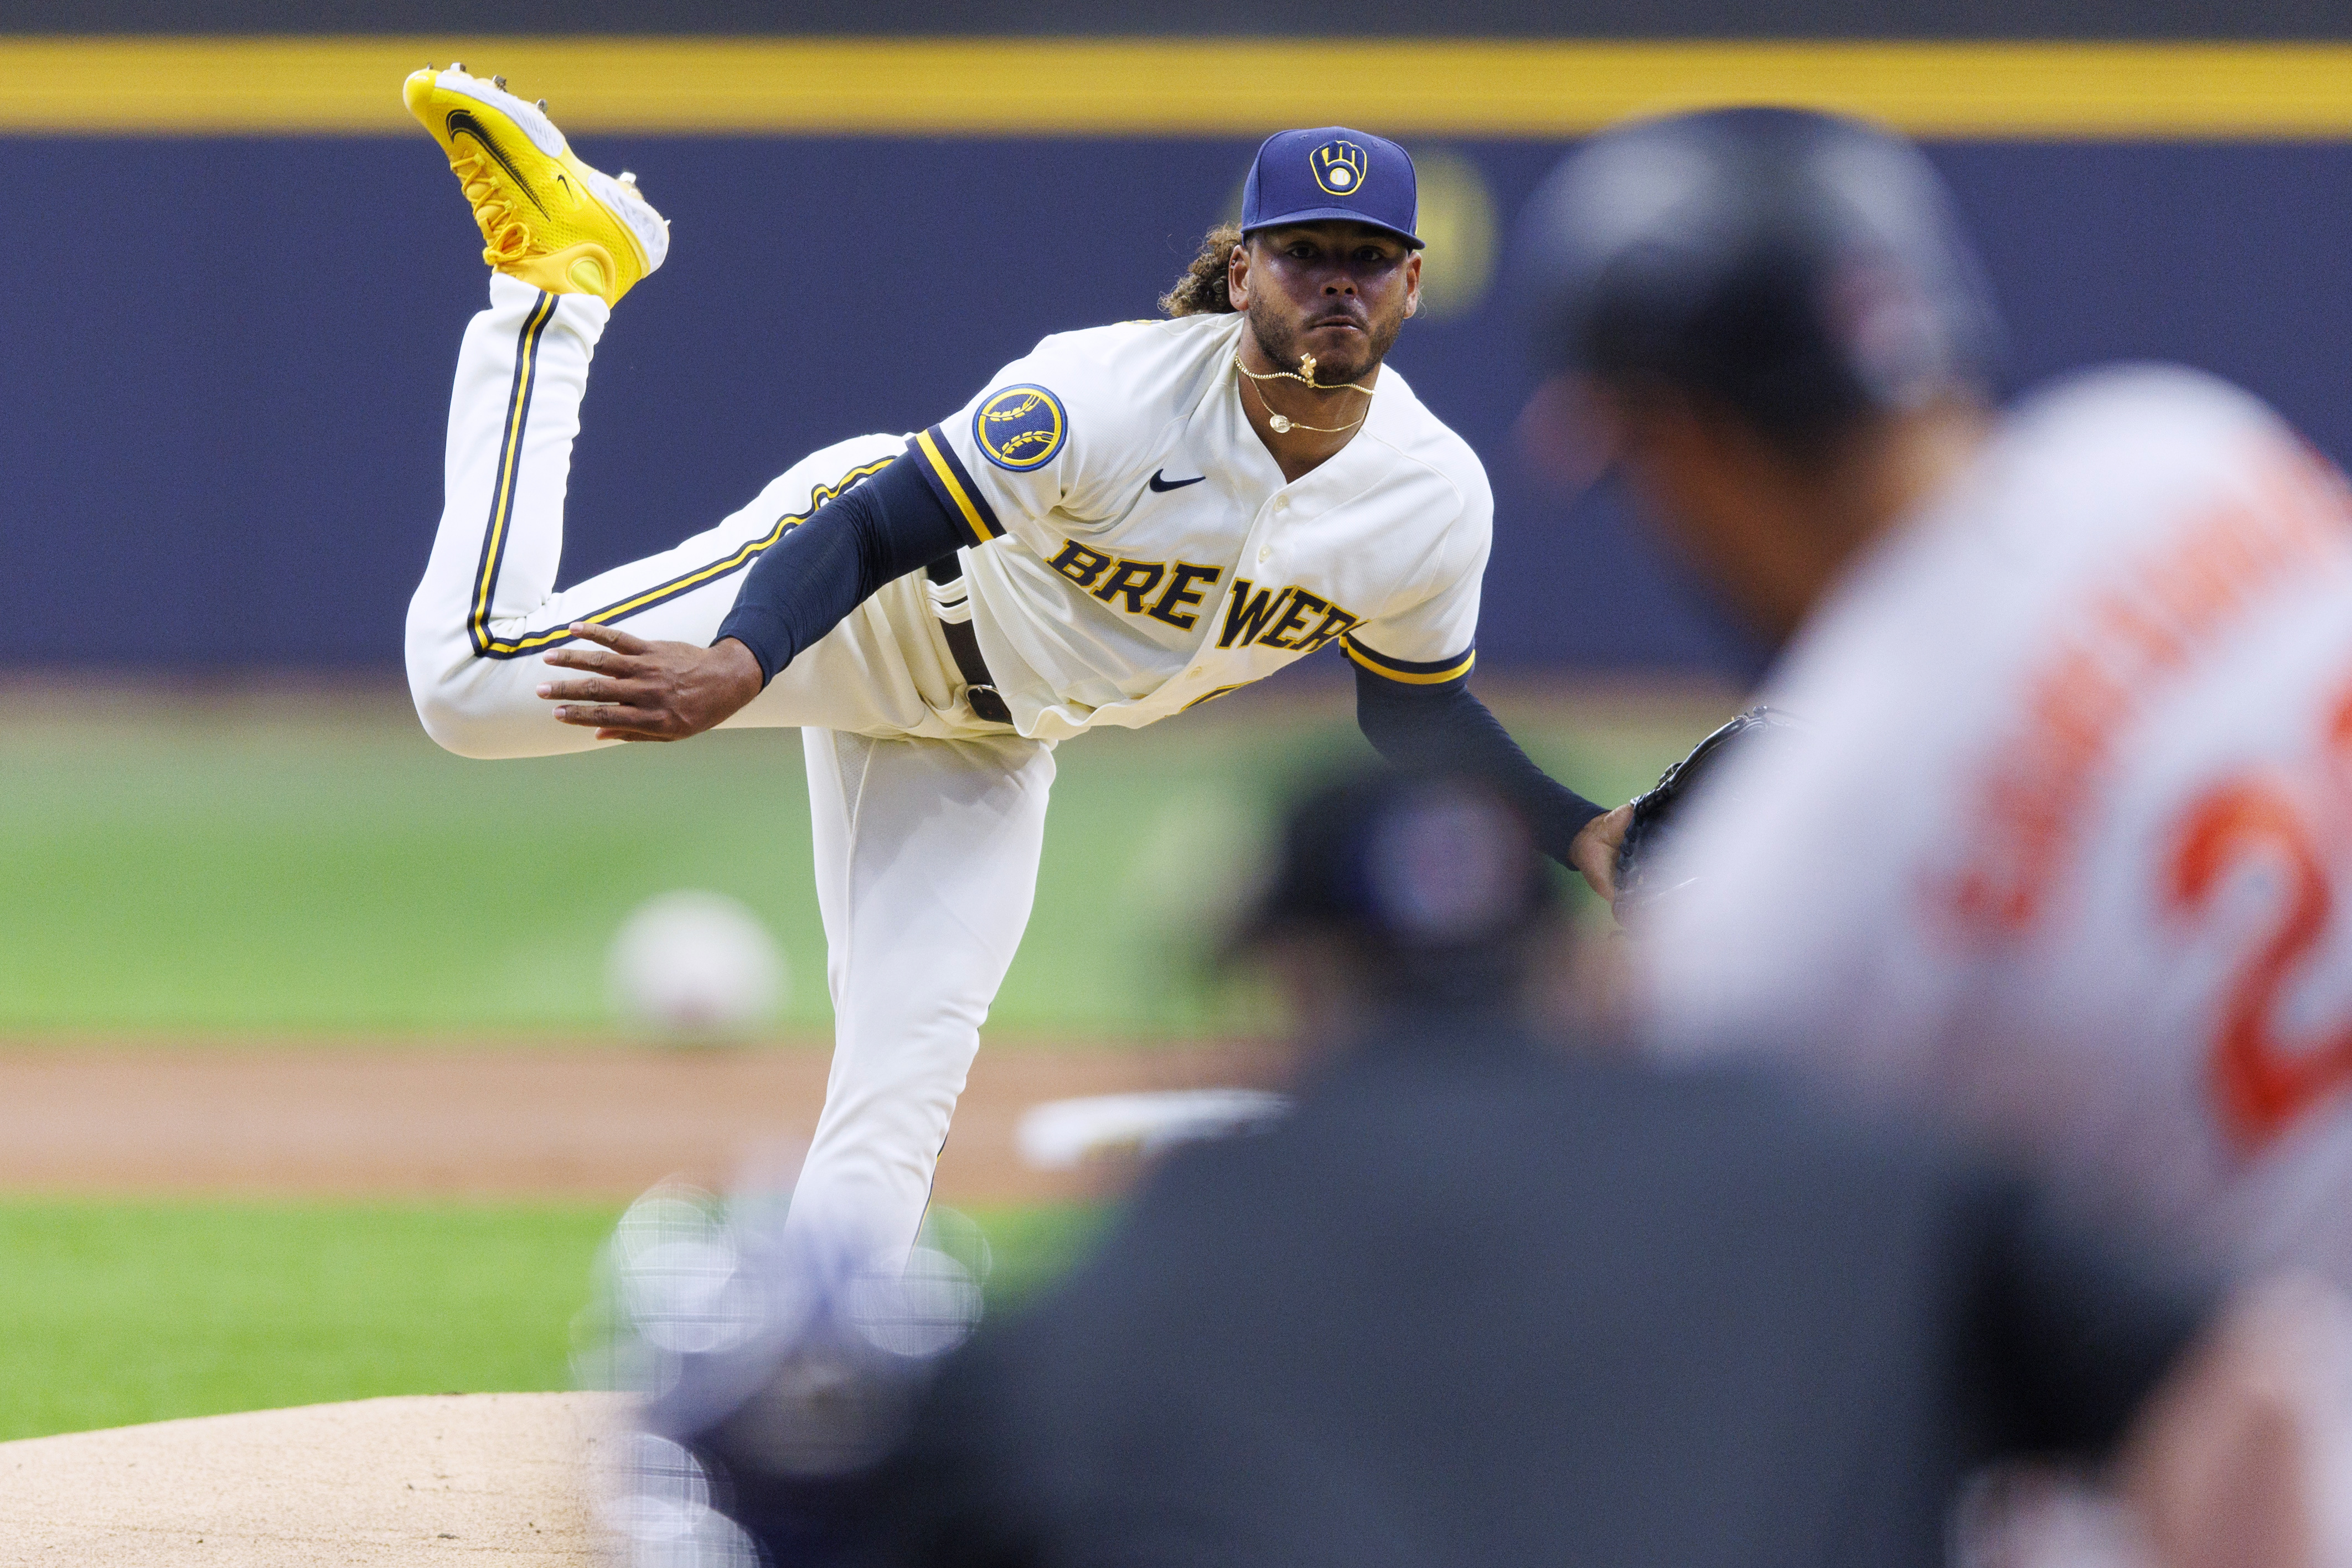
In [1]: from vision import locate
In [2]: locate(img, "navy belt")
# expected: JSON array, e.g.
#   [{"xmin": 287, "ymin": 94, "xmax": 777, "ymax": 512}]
[{"xmin": 922, "ymin": 554, "xmax": 1014, "ymax": 726}]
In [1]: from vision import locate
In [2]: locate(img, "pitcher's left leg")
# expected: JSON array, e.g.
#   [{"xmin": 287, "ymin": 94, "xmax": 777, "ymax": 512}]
[{"xmin": 788, "ymin": 727, "xmax": 1054, "ymax": 1264}]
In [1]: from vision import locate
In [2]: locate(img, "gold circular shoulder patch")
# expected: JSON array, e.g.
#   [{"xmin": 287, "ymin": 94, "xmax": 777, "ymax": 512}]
[{"xmin": 974, "ymin": 385, "xmax": 1068, "ymax": 472}]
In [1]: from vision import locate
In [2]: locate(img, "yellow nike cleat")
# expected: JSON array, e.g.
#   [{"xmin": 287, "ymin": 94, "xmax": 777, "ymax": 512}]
[{"xmin": 404, "ymin": 65, "xmax": 669, "ymax": 307}]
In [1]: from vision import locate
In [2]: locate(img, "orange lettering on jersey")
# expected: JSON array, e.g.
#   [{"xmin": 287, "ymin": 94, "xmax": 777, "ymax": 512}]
[
  {"xmin": 1945, "ymin": 442, "xmax": 2352, "ymax": 935},
  {"xmin": 2167, "ymin": 677, "xmax": 2352, "ymax": 1148}
]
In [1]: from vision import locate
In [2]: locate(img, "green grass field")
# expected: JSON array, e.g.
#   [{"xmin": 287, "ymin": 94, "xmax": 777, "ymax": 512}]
[
  {"xmin": 0, "ymin": 677, "xmax": 1724, "ymax": 1039},
  {"xmin": 0, "ymin": 1198, "xmax": 1102, "ymax": 1442},
  {"xmin": 0, "ymin": 676, "xmax": 1718, "ymax": 1442}
]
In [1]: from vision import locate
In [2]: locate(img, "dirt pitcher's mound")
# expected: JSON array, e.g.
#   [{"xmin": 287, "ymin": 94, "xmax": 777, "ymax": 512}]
[{"xmin": 0, "ymin": 1393, "xmax": 620, "ymax": 1566}]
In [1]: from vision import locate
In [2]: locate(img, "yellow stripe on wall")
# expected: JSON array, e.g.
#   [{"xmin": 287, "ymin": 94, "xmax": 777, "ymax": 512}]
[{"xmin": 6, "ymin": 38, "xmax": 2352, "ymax": 138}]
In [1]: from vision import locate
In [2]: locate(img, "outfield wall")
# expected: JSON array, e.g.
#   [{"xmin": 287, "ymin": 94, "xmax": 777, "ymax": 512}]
[{"xmin": 8, "ymin": 42, "xmax": 2352, "ymax": 674}]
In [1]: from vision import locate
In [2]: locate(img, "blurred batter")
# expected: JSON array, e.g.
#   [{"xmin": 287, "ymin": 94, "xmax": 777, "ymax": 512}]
[{"xmin": 1523, "ymin": 107, "xmax": 2352, "ymax": 1288}]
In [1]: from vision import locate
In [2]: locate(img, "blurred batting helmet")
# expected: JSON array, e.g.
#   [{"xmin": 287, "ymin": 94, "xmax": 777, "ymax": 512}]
[{"xmin": 1519, "ymin": 107, "xmax": 2005, "ymax": 454}]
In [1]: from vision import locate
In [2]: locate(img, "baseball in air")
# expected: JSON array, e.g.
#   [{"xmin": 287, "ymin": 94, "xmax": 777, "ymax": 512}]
[{"xmin": 607, "ymin": 891, "xmax": 787, "ymax": 1037}]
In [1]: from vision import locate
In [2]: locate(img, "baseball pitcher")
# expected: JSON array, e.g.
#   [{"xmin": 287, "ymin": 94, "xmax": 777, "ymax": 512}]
[{"xmin": 400, "ymin": 68, "xmax": 1626, "ymax": 1264}]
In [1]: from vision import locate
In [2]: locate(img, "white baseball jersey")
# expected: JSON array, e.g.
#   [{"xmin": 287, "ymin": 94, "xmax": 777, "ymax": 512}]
[
  {"xmin": 908, "ymin": 312, "xmax": 1491, "ymax": 742},
  {"xmin": 1636, "ymin": 366, "xmax": 2352, "ymax": 1285},
  {"xmin": 409, "ymin": 281, "xmax": 1500, "ymax": 1267}
]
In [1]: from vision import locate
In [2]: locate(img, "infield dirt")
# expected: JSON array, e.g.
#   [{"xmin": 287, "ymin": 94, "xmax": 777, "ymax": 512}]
[
  {"xmin": 0, "ymin": 1040, "xmax": 1276, "ymax": 1204},
  {"xmin": 0, "ymin": 1044, "xmax": 1272, "ymax": 1561}
]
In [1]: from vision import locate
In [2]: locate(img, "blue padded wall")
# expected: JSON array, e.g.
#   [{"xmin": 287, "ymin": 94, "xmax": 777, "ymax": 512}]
[{"xmin": 6, "ymin": 136, "xmax": 2350, "ymax": 673}]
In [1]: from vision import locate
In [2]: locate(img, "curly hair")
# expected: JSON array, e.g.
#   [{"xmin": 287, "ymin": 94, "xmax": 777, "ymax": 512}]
[{"xmin": 1159, "ymin": 223, "xmax": 1244, "ymax": 317}]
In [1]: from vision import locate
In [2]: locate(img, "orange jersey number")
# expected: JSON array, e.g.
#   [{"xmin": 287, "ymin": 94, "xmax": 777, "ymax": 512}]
[{"xmin": 2167, "ymin": 682, "xmax": 2352, "ymax": 1147}]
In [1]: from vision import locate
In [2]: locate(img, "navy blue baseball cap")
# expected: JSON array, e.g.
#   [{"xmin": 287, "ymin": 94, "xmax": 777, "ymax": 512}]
[{"xmin": 1240, "ymin": 127, "xmax": 1424, "ymax": 249}]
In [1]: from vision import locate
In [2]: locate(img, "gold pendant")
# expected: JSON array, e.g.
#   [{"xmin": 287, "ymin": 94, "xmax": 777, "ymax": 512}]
[
  {"xmin": 1268, "ymin": 414, "xmax": 1293, "ymax": 433},
  {"xmin": 1299, "ymin": 353, "xmax": 1318, "ymax": 386}
]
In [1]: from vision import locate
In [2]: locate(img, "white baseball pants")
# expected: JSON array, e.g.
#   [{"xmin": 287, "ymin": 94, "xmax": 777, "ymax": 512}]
[{"xmin": 406, "ymin": 276, "xmax": 1053, "ymax": 1263}]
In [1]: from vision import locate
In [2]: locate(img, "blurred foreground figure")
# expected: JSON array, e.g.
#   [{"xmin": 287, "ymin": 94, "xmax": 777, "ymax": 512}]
[
  {"xmin": 1522, "ymin": 108, "xmax": 2352, "ymax": 1289},
  {"xmin": 621, "ymin": 771, "xmax": 2337, "ymax": 1568}
]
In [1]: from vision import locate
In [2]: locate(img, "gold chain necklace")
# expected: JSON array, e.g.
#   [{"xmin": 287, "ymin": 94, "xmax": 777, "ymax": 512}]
[{"xmin": 1235, "ymin": 352, "xmax": 1376, "ymax": 435}]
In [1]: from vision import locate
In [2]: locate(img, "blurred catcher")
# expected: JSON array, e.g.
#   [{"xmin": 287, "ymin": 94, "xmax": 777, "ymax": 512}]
[
  {"xmin": 609, "ymin": 769, "xmax": 2341, "ymax": 1568},
  {"xmin": 397, "ymin": 69, "xmax": 1625, "ymax": 1267}
]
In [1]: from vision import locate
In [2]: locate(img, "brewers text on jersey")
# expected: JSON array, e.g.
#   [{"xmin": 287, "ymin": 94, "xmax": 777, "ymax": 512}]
[{"xmin": 399, "ymin": 73, "xmax": 1624, "ymax": 1262}]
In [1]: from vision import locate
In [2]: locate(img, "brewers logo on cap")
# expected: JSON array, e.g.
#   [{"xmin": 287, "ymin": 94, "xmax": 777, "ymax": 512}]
[
  {"xmin": 1312, "ymin": 140, "xmax": 1368, "ymax": 196},
  {"xmin": 974, "ymin": 385, "xmax": 1067, "ymax": 471},
  {"xmin": 1239, "ymin": 127, "xmax": 1423, "ymax": 249}
]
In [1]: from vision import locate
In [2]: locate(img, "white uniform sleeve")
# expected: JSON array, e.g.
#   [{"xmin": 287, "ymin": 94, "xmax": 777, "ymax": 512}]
[
  {"xmin": 1338, "ymin": 464, "xmax": 1487, "ymax": 686},
  {"xmin": 908, "ymin": 329, "xmax": 1159, "ymax": 559}
]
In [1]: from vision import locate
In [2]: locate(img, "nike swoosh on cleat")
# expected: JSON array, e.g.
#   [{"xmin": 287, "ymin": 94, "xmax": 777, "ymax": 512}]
[
  {"xmin": 445, "ymin": 108, "xmax": 551, "ymax": 216},
  {"xmin": 1147, "ymin": 470, "xmax": 1207, "ymax": 492}
]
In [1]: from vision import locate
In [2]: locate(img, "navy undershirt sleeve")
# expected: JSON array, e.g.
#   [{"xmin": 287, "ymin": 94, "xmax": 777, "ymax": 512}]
[
  {"xmin": 1355, "ymin": 663, "xmax": 1607, "ymax": 865},
  {"xmin": 714, "ymin": 450, "xmax": 968, "ymax": 684}
]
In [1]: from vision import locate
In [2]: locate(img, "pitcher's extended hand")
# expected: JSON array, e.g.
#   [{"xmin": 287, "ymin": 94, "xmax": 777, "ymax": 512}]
[
  {"xmin": 537, "ymin": 622, "xmax": 765, "ymax": 742},
  {"xmin": 1568, "ymin": 803, "xmax": 1633, "ymax": 903}
]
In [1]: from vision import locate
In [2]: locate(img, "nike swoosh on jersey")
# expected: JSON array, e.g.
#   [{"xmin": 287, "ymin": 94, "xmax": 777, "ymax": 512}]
[
  {"xmin": 445, "ymin": 109, "xmax": 552, "ymax": 217},
  {"xmin": 1147, "ymin": 470, "xmax": 1208, "ymax": 493}
]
